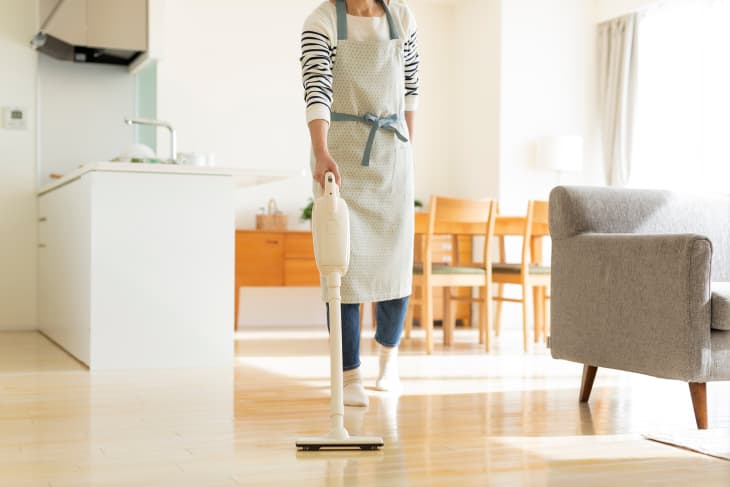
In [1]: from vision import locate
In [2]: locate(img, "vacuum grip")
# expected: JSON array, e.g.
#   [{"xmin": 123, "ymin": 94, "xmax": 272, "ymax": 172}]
[
  {"xmin": 323, "ymin": 171, "xmax": 339, "ymax": 198},
  {"xmin": 312, "ymin": 172, "xmax": 350, "ymax": 276}
]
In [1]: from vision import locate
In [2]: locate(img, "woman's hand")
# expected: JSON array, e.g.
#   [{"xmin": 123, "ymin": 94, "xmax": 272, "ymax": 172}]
[{"xmin": 313, "ymin": 151, "xmax": 341, "ymax": 189}]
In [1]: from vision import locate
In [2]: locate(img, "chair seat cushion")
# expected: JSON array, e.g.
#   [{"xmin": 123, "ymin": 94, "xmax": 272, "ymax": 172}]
[
  {"xmin": 492, "ymin": 263, "xmax": 551, "ymax": 275},
  {"xmin": 413, "ymin": 263, "xmax": 485, "ymax": 275},
  {"xmin": 711, "ymin": 282, "xmax": 730, "ymax": 331}
]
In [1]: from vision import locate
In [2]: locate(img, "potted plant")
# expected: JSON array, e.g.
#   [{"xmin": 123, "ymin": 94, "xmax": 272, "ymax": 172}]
[{"xmin": 301, "ymin": 198, "xmax": 313, "ymax": 226}]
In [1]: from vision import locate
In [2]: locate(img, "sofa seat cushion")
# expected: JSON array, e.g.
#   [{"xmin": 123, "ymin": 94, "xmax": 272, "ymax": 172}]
[
  {"xmin": 413, "ymin": 263, "xmax": 485, "ymax": 275},
  {"xmin": 492, "ymin": 263, "xmax": 551, "ymax": 275},
  {"xmin": 712, "ymin": 282, "xmax": 730, "ymax": 331}
]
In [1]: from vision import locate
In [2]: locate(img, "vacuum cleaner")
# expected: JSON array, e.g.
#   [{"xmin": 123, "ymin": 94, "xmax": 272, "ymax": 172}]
[{"xmin": 296, "ymin": 172, "xmax": 384, "ymax": 451}]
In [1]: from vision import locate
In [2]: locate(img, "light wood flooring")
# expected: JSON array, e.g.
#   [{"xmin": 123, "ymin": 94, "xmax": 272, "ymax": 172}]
[{"xmin": 0, "ymin": 327, "xmax": 728, "ymax": 486}]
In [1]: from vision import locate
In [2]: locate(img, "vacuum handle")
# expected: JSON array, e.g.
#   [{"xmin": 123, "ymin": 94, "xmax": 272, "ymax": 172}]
[{"xmin": 323, "ymin": 171, "xmax": 339, "ymax": 198}]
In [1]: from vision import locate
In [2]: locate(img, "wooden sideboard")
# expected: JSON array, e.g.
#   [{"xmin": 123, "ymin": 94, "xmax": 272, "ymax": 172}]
[
  {"xmin": 235, "ymin": 231, "xmax": 320, "ymax": 328},
  {"xmin": 235, "ymin": 229, "xmax": 471, "ymax": 329}
]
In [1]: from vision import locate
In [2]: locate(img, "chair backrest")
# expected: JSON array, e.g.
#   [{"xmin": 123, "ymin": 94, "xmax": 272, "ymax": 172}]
[
  {"xmin": 429, "ymin": 196, "xmax": 494, "ymax": 233},
  {"xmin": 531, "ymin": 200, "xmax": 549, "ymax": 227},
  {"xmin": 424, "ymin": 196, "xmax": 496, "ymax": 270},
  {"xmin": 495, "ymin": 200, "xmax": 550, "ymax": 271}
]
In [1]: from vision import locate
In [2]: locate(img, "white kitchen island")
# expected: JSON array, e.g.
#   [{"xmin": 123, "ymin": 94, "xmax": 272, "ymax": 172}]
[{"xmin": 37, "ymin": 162, "xmax": 296, "ymax": 370}]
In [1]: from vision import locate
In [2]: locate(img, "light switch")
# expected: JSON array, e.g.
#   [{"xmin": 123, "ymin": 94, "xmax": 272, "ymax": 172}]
[{"xmin": 3, "ymin": 107, "xmax": 28, "ymax": 130}]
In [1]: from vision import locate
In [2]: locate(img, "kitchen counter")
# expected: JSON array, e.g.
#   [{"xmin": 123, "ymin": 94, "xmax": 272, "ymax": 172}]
[
  {"xmin": 36, "ymin": 162, "xmax": 300, "ymax": 370},
  {"xmin": 39, "ymin": 161, "xmax": 302, "ymax": 195}
]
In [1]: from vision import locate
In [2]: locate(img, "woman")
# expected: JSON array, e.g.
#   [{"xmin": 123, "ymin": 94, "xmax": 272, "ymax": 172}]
[{"xmin": 301, "ymin": 0, "xmax": 420, "ymax": 407}]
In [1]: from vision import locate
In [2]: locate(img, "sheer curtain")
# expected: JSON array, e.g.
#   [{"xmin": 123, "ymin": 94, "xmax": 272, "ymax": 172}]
[
  {"xmin": 630, "ymin": 0, "xmax": 730, "ymax": 193},
  {"xmin": 599, "ymin": 14, "xmax": 639, "ymax": 187}
]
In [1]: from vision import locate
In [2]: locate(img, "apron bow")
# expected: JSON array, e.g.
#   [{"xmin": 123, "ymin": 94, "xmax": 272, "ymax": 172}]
[{"xmin": 331, "ymin": 112, "xmax": 409, "ymax": 167}]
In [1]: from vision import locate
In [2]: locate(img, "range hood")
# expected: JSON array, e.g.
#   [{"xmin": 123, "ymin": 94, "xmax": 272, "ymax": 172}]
[
  {"xmin": 32, "ymin": 32, "xmax": 142, "ymax": 66},
  {"xmin": 32, "ymin": 0, "xmax": 148, "ymax": 67}
]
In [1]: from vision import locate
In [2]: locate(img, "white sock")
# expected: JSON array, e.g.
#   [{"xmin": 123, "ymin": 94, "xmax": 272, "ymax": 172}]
[
  {"xmin": 343, "ymin": 367, "xmax": 368, "ymax": 407},
  {"xmin": 376, "ymin": 342, "xmax": 401, "ymax": 392}
]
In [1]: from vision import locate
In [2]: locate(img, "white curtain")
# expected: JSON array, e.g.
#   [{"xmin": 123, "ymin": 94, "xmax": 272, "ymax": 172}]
[
  {"xmin": 598, "ymin": 14, "xmax": 639, "ymax": 187},
  {"xmin": 630, "ymin": 0, "xmax": 730, "ymax": 193}
]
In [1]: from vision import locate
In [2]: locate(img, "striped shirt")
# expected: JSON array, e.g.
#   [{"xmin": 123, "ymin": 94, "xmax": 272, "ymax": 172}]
[{"xmin": 301, "ymin": 0, "xmax": 421, "ymax": 123}]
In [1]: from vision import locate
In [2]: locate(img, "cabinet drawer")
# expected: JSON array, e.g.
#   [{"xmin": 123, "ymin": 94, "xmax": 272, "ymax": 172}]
[
  {"xmin": 284, "ymin": 259, "xmax": 320, "ymax": 286},
  {"xmin": 236, "ymin": 231, "xmax": 283, "ymax": 286},
  {"xmin": 285, "ymin": 233, "xmax": 315, "ymax": 259}
]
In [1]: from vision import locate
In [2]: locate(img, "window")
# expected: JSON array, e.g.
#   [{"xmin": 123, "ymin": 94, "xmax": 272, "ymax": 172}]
[{"xmin": 631, "ymin": 0, "xmax": 730, "ymax": 193}]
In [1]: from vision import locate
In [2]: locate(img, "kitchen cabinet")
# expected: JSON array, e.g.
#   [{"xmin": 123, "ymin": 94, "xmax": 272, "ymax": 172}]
[
  {"xmin": 38, "ymin": 175, "xmax": 92, "ymax": 364},
  {"xmin": 40, "ymin": 0, "xmax": 61, "ymax": 24},
  {"xmin": 39, "ymin": 0, "xmax": 147, "ymax": 52},
  {"xmin": 41, "ymin": 0, "xmax": 86, "ymax": 47},
  {"xmin": 87, "ymin": 0, "xmax": 147, "ymax": 51},
  {"xmin": 38, "ymin": 163, "xmax": 236, "ymax": 370}
]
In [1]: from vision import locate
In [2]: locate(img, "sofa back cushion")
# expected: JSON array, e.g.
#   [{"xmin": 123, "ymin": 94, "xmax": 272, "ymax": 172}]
[{"xmin": 549, "ymin": 186, "xmax": 730, "ymax": 282}]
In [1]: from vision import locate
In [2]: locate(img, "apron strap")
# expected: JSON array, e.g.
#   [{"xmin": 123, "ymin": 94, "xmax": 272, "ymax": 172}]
[
  {"xmin": 336, "ymin": 0, "xmax": 400, "ymax": 41},
  {"xmin": 336, "ymin": 0, "xmax": 348, "ymax": 41},
  {"xmin": 381, "ymin": 1, "xmax": 400, "ymax": 41},
  {"xmin": 331, "ymin": 112, "xmax": 408, "ymax": 167}
]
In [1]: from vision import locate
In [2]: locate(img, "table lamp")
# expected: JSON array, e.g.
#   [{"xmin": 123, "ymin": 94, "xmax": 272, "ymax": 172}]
[{"xmin": 535, "ymin": 135, "xmax": 583, "ymax": 183}]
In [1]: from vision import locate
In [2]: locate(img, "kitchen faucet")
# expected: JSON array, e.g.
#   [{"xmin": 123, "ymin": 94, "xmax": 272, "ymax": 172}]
[{"xmin": 124, "ymin": 117, "xmax": 177, "ymax": 163}]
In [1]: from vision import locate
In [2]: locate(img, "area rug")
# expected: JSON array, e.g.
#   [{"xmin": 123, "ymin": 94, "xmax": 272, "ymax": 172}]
[{"xmin": 644, "ymin": 429, "xmax": 730, "ymax": 461}]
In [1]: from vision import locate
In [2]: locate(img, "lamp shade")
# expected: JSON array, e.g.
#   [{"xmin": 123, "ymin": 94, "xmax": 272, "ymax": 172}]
[{"xmin": 535, "ymin": 135, "xmax": 583, "ymax": 172}]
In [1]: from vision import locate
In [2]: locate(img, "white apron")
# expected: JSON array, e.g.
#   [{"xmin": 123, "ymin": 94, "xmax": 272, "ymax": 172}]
[{"xmin": 313, "ymin": 0, "xmax": 414, "ymax": 304}]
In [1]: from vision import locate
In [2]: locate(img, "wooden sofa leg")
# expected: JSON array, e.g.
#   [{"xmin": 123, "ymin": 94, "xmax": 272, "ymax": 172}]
[
  {"xmin": 580, "ymin": 365, "xmax": 598, "ymax": 403},
  {"xmin": 689, "ymin": 383, "xmax": 708, "ymax": 430}
]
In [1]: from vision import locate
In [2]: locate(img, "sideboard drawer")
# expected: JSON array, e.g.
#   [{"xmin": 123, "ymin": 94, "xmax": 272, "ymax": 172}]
[
  {"xmin": 285, "ymin": 232, "xmax": 315, "ymax": 259},
  {"xmin": 236, "ymin": 231, "xmax": 283, "ymax": 286},
  {"xmin": 284, "ymin": 259, "xmax": 320, "ymax": 286}
]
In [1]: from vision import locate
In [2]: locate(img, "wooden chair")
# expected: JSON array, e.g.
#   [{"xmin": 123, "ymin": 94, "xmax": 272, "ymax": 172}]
[
  {"xmin": 408, "ymin": 196, "xmax": 497, "ymax": 354},
  {"xmin": 492, "ymin": 200, "xmax": 551, "ymax": 352}
]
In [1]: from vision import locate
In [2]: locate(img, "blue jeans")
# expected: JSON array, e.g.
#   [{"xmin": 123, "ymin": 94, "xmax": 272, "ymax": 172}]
[{"xmin": 327, "ymin": 296, "xmax": 409, "ymax": 371}]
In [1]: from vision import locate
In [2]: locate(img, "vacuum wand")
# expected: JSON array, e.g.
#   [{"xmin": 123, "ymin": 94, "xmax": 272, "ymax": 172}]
[
  {"xmin": 295, "ymin": 172, "xmax": 383, "ymax": 451},
  {"xmin": 326, "ymin": 272, "xmax": 346, "ymax": 439}
]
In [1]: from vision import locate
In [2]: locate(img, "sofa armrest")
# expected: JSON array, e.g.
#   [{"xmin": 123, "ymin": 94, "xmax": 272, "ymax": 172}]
[{"xmin": 551, "ymin": 232, "xmax": 713, "ymax": 382}]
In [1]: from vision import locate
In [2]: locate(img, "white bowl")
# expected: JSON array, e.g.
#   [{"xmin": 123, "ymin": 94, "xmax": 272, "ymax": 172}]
[{"xmin": 118, "ymin": 143, "xmax": 156, "ymax": 160}]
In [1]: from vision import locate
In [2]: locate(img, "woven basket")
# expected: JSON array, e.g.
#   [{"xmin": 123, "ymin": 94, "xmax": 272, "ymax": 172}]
[{"xmin": 256, "ymin": 199, "xmax": 288, "ymax": 230}]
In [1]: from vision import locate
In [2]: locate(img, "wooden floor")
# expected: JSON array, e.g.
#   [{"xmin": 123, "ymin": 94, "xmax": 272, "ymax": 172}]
[{"xmin": 1, "ymin": 327, "xmax": 729, "ymax": 486}]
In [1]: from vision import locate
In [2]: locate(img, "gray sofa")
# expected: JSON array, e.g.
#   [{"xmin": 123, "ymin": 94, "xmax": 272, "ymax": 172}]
[{"xmin": 549, "ymin": 186, "xmax": 730, "ymax": 429}]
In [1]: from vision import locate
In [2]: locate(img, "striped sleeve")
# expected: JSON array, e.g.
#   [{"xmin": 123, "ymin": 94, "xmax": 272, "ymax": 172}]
[
  {"xmin": 403, "ymin": 28, "xmax": 420, "ymax": 111},
  {"xmin": 300, "ymin": 29, "xmax": 335, "ymax": 123}
]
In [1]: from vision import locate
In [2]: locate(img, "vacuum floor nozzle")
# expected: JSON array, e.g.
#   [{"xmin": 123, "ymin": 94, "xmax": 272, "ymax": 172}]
[{"xmin": 296, "ymin": 437, "xmax": 384, "ymax": 451}]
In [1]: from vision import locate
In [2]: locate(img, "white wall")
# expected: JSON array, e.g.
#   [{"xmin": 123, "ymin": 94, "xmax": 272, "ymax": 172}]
[
  {"xmin": 0, "ymin": 0, "xmax": 38, "ymax": 330},
  {"xmin": 594, "ymin": 0, "xmax": 660, "ymax": 22},
  {"xmin": 156, "ymin": 0, "xmax": 316, "ymax": 233},
  {"xmin": 38, "ymin": 56, "xmax": 136, "ymax": 184},
  {"xmin": 450, "ymin": 0, "xmax": 502, "ymax": 200},
  {"xmin": 409, "ymin": 0, "xmax": 460, "ymax": 203},
  {"xmin": 499, "ymin": 0, "xmax": 599, "ymax": 214}
]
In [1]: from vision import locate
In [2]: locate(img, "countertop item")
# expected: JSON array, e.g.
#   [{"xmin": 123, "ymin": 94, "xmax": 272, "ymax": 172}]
[
  {"xmin": 117, "ymin": 143, "xmax": 156, "ymax": 161},
  {"xmin": 39, "ymin": 162, "xmax": 303, "ymax": 195}
]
